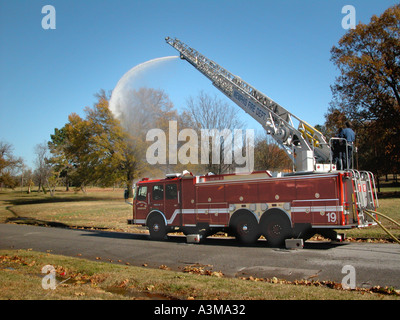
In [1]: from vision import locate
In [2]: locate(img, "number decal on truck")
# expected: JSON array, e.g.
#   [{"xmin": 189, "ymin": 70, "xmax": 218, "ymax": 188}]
[{"xmin": 327, "ymin": 212, "xmax": 337, "ymax": 223}]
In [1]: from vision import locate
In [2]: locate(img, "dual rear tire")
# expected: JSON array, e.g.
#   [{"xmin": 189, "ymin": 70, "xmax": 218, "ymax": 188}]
[
  {"xmin": 230, "ymin": 212, "xmax": 260, "ymax": 244},
  {"xmin": 260, "ymin": 212, "xmax": 292, "ymax": 247},
  {"xmin": 231, "ymin": 210, "xmax": 292, "ymax": 247},
  {"xmin": 147, "ymin": 210, "xmax": 293, "ymax": 247}
]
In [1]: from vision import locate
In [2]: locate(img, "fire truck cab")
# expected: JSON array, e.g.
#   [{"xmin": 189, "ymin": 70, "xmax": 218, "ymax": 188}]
[{"xmin": 129, "ymin": 169, "xmax": 378, "ymax": 246}]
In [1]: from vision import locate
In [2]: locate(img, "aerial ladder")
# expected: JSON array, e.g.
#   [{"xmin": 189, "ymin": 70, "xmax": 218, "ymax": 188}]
[{"xmin": 165, "ymin": 36, "xmax": 331, "ymax": 172}]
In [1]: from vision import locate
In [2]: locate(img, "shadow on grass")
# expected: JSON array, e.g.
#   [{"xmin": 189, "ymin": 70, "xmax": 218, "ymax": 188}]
[
  {"xmin": 2, "ymin": 195, "xmax": 122, "ymax": 207},
  {"xmin": 4, "ymin": 205, "xmax": 109, "ymax": 231},
  {"xmin": 6, "ymin": 215, "xmax": 71, "ymax": 228}
]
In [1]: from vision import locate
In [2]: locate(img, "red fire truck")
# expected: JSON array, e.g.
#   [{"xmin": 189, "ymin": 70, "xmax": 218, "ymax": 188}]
[
  {"xmin": 129, "ymin": 170, "xmax": 378, "ymax": 246},
  {"xmin": 127, "ymin": 38, "xmax": 379, "ymax": 246}
]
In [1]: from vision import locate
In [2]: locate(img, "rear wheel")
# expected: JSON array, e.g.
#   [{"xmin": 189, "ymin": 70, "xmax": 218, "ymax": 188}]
[
  {"xmin": 230, "ymin": 212, "xmax": 260, "ymax": 244},
  {"xmin": 147, "ymin": 215, "xmax": 167, "ymax": 241},
  {"xmin": 261, "ymin": 212, "xmax": 292, "ymax": 247}
]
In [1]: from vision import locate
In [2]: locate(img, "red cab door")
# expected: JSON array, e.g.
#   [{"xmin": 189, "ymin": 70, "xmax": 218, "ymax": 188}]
[
  {"xmin": 135, "ymin": 184, "xmax": 150, "ymax": 224},
  {"xmin": 164, "ymin": 182, "xmax": 180, "ymax": 226}
]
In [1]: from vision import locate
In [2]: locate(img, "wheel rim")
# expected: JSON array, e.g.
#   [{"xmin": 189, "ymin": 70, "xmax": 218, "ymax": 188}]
[
  {"xmin": 232, "ymin": 215, "xmax": 259, "ymax": 244},
  {"xmin": 268, "ymin": 223, "xmax": 282, "ymax": 237},
  {"xmin": 148, "ymin": 217, "xmax": 166, "ymax": 241},
  {"xmin": 237, "ymin": 221, "xmax": 250, "ymax": 236},
  {"xmin": 263, "ymin": 213, "xmax": 291, "ymax": 246}
]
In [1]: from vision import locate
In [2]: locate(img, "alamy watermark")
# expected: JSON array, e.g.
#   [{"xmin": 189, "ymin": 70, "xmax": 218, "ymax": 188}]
[
  {"xmin": 342, "ymin": 5, "xmax": 356, "ymax": 30},
  {"xmin": 41, "ymin": 5, "xmax": 56, "ymax": 30},
  {"xmin": 146, "ymin": 121, "xmax": 254, "ymax": 174},
  {"xmin": 42, "ymin": 264, "xmax": 71, "ymax": 290},
  {"xmin": 41, "ymin": 264, "xmax": 57, "ymax": 290},
  {"xmin": 341, "ymin": 264, "xmax": 356, "ymax": 289}
]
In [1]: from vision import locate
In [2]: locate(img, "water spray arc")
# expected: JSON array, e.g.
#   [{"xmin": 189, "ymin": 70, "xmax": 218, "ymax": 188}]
[{"xmin": 109, "ymin": 56, "xmax": 179, "ymax": 118}]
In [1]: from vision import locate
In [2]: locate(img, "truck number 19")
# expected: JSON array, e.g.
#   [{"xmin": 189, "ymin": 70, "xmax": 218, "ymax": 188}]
[{"xmin": 327, "ymin": 212, "xmax": 337, "ymax": 223}]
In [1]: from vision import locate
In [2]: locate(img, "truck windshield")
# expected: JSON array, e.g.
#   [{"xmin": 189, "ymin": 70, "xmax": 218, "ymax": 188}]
[
  {"xmin": 137, "ymin": 186, "xmax": 147, "ymax": 201},
  {"xmin": 132, "ymin": 186, "xmax": 137, "ymax": 200}
]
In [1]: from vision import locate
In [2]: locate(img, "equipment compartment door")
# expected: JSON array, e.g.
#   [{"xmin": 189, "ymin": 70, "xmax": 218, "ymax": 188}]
[{"xmin": 164, "ymin": 182, "xmax": 180, "ymax": 226}]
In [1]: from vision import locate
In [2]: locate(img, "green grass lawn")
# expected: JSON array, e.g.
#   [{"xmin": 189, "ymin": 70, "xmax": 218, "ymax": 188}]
[{"xmin": 1, "ymin": 249, "xmax": 398, "ymax": 300}]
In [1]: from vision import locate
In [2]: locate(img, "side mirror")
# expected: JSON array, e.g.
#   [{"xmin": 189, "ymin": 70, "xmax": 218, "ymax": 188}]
[{"xmin": 124, "ymin": 189, "xmax": 129, "ymax": 200}]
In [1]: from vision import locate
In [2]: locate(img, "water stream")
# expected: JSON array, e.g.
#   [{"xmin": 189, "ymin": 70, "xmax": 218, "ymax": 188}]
[{"xmin": 109, "ymin": 56, "xmax": 179, "ymax": 120}]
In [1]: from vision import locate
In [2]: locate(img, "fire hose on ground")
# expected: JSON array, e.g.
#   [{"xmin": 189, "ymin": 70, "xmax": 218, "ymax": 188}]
[{"xmin": 364, "ymin": 210, "xmax": 400, "ymax": 245}]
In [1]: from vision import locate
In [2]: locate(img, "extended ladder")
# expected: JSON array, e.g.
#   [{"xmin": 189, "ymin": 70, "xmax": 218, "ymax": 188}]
[{"xmin": 165, "ymin": 37, "xmax": 331, "ymax": 172}]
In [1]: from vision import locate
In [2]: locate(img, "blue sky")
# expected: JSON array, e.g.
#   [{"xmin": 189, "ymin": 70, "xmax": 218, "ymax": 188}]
[{"xmin": 0, "ymin": 0, "xmax": 398, "ymax": 168}]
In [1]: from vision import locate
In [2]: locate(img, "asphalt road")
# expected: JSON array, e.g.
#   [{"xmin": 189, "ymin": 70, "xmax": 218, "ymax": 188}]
[{"xmin": 1, "ymin": 223, "xmax": 399, "ymax": 288}]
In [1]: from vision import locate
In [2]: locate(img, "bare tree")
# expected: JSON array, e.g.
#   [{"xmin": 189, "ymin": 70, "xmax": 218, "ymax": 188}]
[
  {"xmin": 34, "ymin": 142, "xmax": 53, "ymax": 193},
  {"xmin": 183, "ymin": 91, "xmax": 245, "ymax": 174},
  {"xmin": 118, "ymin": 87, "xmax": 177, "ymax": 138},
  {"xmin": 20, "ymin": 167, "xmax": 34, "ymax": 194}
]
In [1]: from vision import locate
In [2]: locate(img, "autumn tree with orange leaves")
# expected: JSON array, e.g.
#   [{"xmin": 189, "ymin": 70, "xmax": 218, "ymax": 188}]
[{"xmin": 49, "ymin": 91, "xmax": 129, "ymax": 192}]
